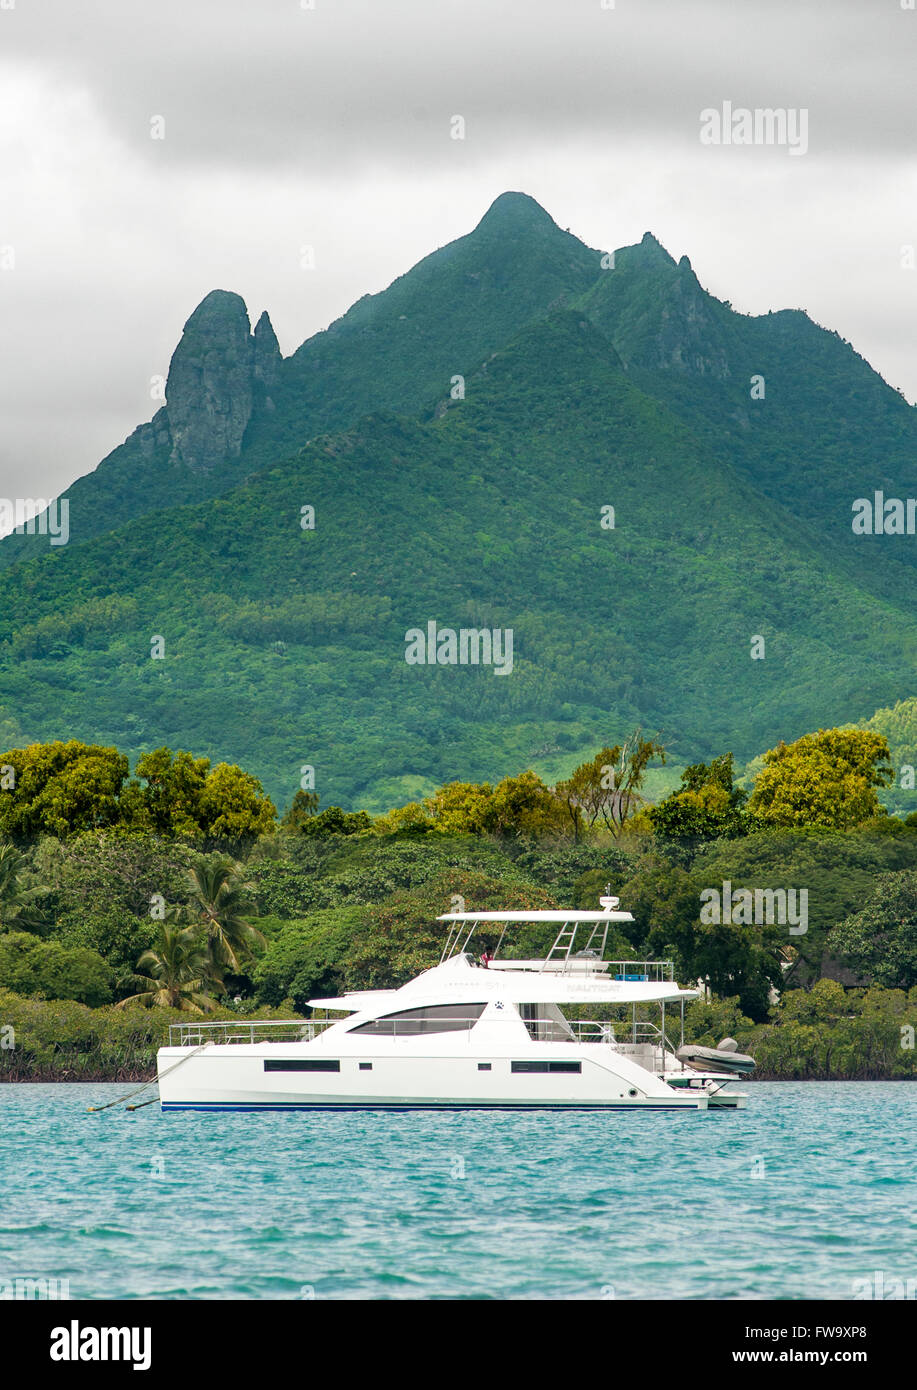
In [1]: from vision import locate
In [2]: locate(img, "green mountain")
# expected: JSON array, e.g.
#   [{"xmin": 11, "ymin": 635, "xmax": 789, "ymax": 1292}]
[
  {"xmin": 2, "ymin": 192, "xmax": 916, "ymax": 810},
  {"xmin": 580, "ymin": 235, "xmax": 917, "ymax": 601},
  {"xmin": 858, "ymin": 697, "xmax": 917, "ymax": 816},
  {"xmin": 0, "ymin": 193, "xmax": 600, "ymax": 569}
]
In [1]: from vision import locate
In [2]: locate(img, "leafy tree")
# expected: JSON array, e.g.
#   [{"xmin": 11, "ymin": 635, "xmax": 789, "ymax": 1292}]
[
  {"xmin": 54, "ymin": 906, "xmax": 156, "ymax": 987},
  {"xmin": 0, "ymin": 741, "xmax": 129, "ymax": 840},
  {"xmin": 618, "ymin": 855, "xmax": 704, "ymax": 962},
  {"xmin": 748, "ymin": 982, "xmax": 913, "ymax": 1079},
  {"xmin": 690, "ymin": 920, "xmax": 784, "ymax": 1020},
  {"xmin": 371, "ymin": 801, "xmax": 433, "ymax": 835},
  {"xmin": 281, "ymin": 789, "xmax": 320, "ymax": 833},
  {"xmin": 124, "ymin": 747, "xmax": 211, "ymax": 834},
  {"xmin": 749, "ymin": 728, "xmax": 893, "ymax": 829},
  {"xmin": 683, "ymin": 994, "xmax": 754, "ymax": 1047},
  {"xmin": 775, "ymin": 976, "xmax": 849, "ymax": 1026},
  {"xmin": 420, "ymin": 771, "xmax": 565, "ymax": 839},
  {"xmin": 617, "ymin": 851, "xmax": 784, "ymax": 1019},
  {"xmin": 197, "ymin": 762, "xmax": 277, "ymax": 844},
  {"xmin": 828, "ymin": 870, "xmax": 917, "ymax": 988},
  {"xmin": 557, "ymin": 735, "xmax": 665, "ymax": 839},
  {"xmin": 512, "ymin": 843, "xmax": 633, "ymax": 903},
  {"xmin": 296, "ymin": 806, "xmax": 372, "ymax": 838},
  {"xmin": 556, "ymin": 753, "xmax": 609, "ymax": 840},
  {"xmin": 39, "ymin": 829, "xmax": 198, "ymax": 984},
  {"xmin": 248, "ymin": 860, "xmax": 336, "ymax": 916},
  {"xmin": 610, "ymin": 732, "xmax": 668, "ymax": 829},
  {"xmin": 345, "ymin": 870, "xmax": 557, "ymax": 989},
  {"xmin": 118, "ymin": 921, "xmax": 215, "ymax": 1012},
  {"xmin": 647, "ymin": 753, "xmax": 748, "ymax": 847},
  {"xmin": 0, "ymin": 931, "xmax": 114, "ymax": 1006},
  {"xmin": 126, "ymin": 747, "xmax": 276, "ymax": 844},
  {"xmin": 423, "ymin": 781, "xmax": 496, "ymax": 835},
  {"xmin": 692, "ymin": 826, "xmax": 917, "ymax": 984},
  {"xmin": 490, "ymin": 771, "xmax": 566, "ymax": 839},
  {"xmin": 252, "ymin": 906, "xmax": 364, "ymax": 1010},
  {"xmin": 52, "ymin": 829, "xmax": 196, "ymax": 918}
]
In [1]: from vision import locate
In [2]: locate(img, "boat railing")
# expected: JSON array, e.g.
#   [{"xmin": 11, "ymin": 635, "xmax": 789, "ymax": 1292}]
[
  {"xmin": 168, "ymin": 1018, "xmax": 339, "ymax": 1047},
  {"xmin": 168, "ymin": 1016, "xmax": 684, "ymax": 1063},
  {"xmin": 569, "ymin": 1020, "xmax": 616, "ymax": 1043},
  {"xmin": 571, "ymin": 1019, "xmax": 684, "ymax": 1072},
  {"xmin": 570, "ymin": 1019, "xmax": 671, "ymax": 1043},
  {"xmin": 606, "ymin": 960, "xmax": 673, "ymax": 982},
  {"xmin": 491, "ymin": 957, "xmax": 674, "ymax": 980}
]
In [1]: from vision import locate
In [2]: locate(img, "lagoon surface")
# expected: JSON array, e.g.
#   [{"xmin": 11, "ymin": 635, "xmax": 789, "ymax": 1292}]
[{"xmin": 2, "ymin": 1082, "xmax": 914, "ymax": 1299}]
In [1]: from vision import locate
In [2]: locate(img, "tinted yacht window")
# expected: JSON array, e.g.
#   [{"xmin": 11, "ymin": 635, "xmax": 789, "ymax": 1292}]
[{"xmin": 350, "ymin": 1004, "xmax": 487, "ymax": 1036}]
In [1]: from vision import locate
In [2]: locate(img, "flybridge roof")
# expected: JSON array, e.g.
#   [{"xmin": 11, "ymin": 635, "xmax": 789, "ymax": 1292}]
[{"xmin": 436, "ymin": 910, "xmax": 635, "ymax": 923}]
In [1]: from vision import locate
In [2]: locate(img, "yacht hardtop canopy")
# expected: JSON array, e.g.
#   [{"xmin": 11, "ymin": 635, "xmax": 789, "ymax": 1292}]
[
  {"xmin": 436, "ymin": 910, "xmax": 634, "ymax": 923},
  {"xmin": 436, "ymin": 907, "xmax": 639, "ymax": 971}
]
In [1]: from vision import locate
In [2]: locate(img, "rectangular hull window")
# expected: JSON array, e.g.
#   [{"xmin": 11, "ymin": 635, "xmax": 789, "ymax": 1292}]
[
  {"xmin": 511, "ymin": 1061, "xmax": 582, "ymax": 1074},
  {"xmin": 263, "ymin": 1059, "xmax": 341, "ymax": 1072}
]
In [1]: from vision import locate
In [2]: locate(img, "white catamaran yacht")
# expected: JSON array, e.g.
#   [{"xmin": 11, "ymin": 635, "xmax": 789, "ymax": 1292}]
[{"xmin": 156, "ymin": 900, "xmax": 751, "ymax": 1112}]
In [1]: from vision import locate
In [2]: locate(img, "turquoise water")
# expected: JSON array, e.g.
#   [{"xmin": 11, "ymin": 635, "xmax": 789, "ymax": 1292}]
[{"xmin": 2, "ymin": 1081, "xmax": 914, "ymax": 1299}]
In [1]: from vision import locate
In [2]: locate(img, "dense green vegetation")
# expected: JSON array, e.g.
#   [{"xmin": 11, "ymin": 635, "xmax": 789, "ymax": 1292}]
[
  {"xmin": 2, "ymin": 731, "xmax": 917, "ymax": 1080},
  {"xmin": 1, "ymin": 195, "xmax": 916, "ymax": 809},
  {"xmin": 860, "ymin": 696, "xmax": 917, "ymax": 818},
  {"xmin": 3, "ymin": 192, "xmax": 917, "ymax": 1082}
]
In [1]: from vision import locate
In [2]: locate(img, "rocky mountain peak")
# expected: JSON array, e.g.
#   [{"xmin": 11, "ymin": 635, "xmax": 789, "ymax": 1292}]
[
  {"xmin": 253, "ymin": 310, "xmax": 282, "ymax": 394},
  {"xmin": 474, "ymin": 190, "xmax": 559, "ymax": 233},
  {"xmin": 637, "ymin": 231, "xmax": 676, "ymax": 264},
  {"xmin": 165, "ymin": 290, "xmax": 257, "ymax": 472}
]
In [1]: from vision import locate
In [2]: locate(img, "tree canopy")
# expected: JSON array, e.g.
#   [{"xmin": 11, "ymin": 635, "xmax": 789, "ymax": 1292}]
[
  {"xmin": 748, "ymin": 729, "xmax": 893, "ymax": 830},
  {"xmin": 557, "ymin": 735, "xmax": 665, "ymax": 840},
  {"xmin": 0, "ymin": 741, "xmax": 129, "ymax": 839},
  {"xmin": 0, "ymin": 931, "xmax": 113, "ymax": 1007},
  {"xmin": 828, "ymin": 870, "xmax": 917, "ymax": 989},
  {"xmin": 647, "ymin": 753, "xmax": 748, "ymax": 845},
  {"xmin": 0, "ymin": 741, "xmax": 276, "ymax": 844}
]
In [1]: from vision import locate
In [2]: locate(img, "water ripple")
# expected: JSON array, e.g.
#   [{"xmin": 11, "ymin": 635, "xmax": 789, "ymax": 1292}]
[{"xmin": 1, "ymin": 1081, "xmax": 915, "ymax": 1298}]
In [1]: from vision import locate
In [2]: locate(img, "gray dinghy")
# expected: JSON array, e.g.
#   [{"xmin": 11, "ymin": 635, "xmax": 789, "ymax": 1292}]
[{"xmin": 676, "ymin": 1043, "xmax": 756, "ymax": 1075}]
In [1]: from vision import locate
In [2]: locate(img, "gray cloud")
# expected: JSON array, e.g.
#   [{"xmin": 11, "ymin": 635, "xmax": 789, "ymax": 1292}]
[
  {"xmin": 6, "ymin": 0, "xmax": 917, "ymax": 170},
  {"xmin": 1, "ymin": 0, "xmax": 915, "ymax": 520}
]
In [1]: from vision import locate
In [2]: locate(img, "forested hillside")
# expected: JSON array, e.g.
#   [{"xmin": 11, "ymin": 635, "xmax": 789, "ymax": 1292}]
[{"xmin": 2, "ymin": 193, "xmax": 915, "ymax": 810}]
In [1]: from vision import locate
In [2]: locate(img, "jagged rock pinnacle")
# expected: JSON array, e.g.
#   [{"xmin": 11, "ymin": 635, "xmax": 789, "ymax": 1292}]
[
  {"xmin": 166, "ymin": 290, "xmax": 255, "ymax": 472},
  {"xmin": 253, "ymin": 310, "xmax": 281, "ymax": 394}
]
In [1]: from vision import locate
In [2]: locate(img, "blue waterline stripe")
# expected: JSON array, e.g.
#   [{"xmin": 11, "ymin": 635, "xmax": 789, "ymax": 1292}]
[{"xmin": 161, "ymin": 1101, "xmax": 700, "ymax": 1112}]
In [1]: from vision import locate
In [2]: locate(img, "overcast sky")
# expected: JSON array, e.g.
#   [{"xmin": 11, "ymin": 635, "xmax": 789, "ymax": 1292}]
[{"xmin": 1, "ymin": 0, "xmax": 915, "ymax": 523}]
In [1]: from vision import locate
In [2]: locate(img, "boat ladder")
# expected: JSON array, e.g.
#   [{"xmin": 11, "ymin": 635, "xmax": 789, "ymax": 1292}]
[{"xmin": 540, "ymin": 918, "xmax": 610, "ymax": 973}]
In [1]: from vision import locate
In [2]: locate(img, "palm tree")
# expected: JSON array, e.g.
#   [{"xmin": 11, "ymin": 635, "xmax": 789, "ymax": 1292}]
[
  {"xmin": 0, "ymin": 840, "xmax": 48, "ymax": 933},
  {"xmin": 117, "ymin": 921, "xmax": 216, "ymax": 1012},
  {"xmin": 187, "ymin": 854, "xmax": 265, "ymax": 979}
]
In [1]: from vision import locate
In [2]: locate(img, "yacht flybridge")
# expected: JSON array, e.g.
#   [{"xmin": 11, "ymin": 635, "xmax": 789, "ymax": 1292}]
[{"xmin": 155, "ymin": 901, "xmax": 751, "ymax": 1111}]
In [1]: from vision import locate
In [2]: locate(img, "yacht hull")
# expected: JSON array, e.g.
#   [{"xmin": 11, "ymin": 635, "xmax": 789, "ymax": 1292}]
[{"xmin": 156, "ymin": 1045, "xmax": 709, "ymax": 1111}]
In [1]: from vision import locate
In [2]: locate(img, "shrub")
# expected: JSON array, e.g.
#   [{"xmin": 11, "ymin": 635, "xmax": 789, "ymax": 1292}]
[{"xmin": 0, "ymin": 932, "xmax": 114, "ymax": 1006}]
